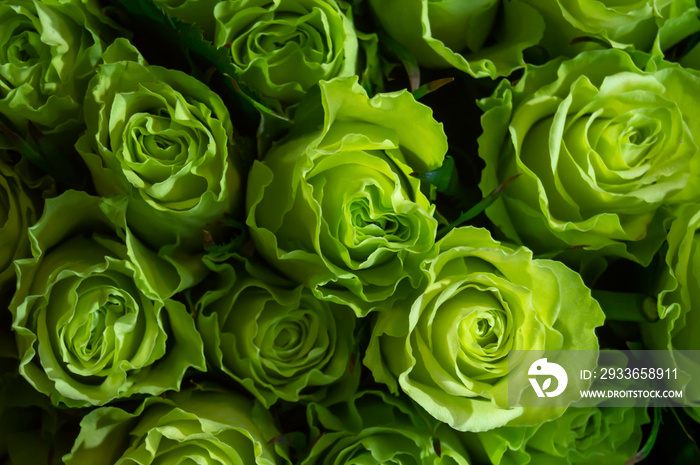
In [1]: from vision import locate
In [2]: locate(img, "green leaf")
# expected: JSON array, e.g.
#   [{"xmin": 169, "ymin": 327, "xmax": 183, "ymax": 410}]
[
  {"xmin": 437, "ymin": 174, "xmax": 520, "ymax": 237},
  {"xmin": 412, "ymin": 78, "xmax": 454, "ymax": 100},
  {"xmin": 411, "ymin": 156, "xmax": 459, "ymax": 194}
]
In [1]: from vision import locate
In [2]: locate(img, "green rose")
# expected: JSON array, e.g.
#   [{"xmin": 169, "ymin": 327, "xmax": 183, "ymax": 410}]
[
  {"xmin": 524, "ymin": 0, "xmax": 695, "ymax": 56},
  {"xmin": 0, "ymin": 156, "xmax": 38, "ymax": 295},
  {"xmin": 214, "ymin": 0, "xmax": 359, "ymax": 108},
  {"xmin": 76, "ymin": 48, "xmax": 242, "ymax": 262},
  {"xmin": 196, "ymin": 253, "xmax": 358, "ymax": 407},
  {"xmin": 246, "ymin": 77, "xmax": 446, "ymax": 317},
  {"xmin": 63, "ymin": 388, "xmax": 291, "ymax": 465},
  {"xmin": 466, "ymin": 406, "xmax": 648, "ymax": 465},
  {"xmin": 0, "ymin": 0, "xmax": 112, "ymax": 144},
  {"xmin": 9, "ymin": 190, "xmax": 206, "ymax": 407},
  {"xmin": 302, "ymin": 391, "xmax": 472, "ymax": 464},
  {"xmin": 368, "ymin": 0, "xmax": 544, "ymax": 78},
  {"xmin": 479, "ymin": 49, "xmax": 700, "ymax": 266},
  {"xmin": 364, "ymin": 227, "xmax": 604, "ymax": 432}
]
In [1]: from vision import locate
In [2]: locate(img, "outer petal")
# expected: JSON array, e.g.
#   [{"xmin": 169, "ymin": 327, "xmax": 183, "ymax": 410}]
[
  {"xmin": 466, "ymin": 405, "xmax": 649, "ymax": 465},
  {"xmin": 368, "ymin": 0, "xmax": 544, "ymax": 78},
  {"xmin": 63, "ymin": 388, "xmax": 290, "ymax": 464},
  {"xmin": 525, "ymin": 0, "xmax": 691, "ymax": 56},
  {"xmin": 302, "ymin": 391, "xmax": 472, "ymax": 464}
]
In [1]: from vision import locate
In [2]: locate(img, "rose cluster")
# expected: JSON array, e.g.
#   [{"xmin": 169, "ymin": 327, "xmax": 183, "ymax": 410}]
[{"xmin": 0, "ymin": 0, "xmax": 698, "ymax": 464}]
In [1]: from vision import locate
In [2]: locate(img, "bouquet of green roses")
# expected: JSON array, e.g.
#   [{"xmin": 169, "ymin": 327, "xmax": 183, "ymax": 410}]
[{"xmin": 1, "ymin": 0, "xmax": 699, "ymax": 464}]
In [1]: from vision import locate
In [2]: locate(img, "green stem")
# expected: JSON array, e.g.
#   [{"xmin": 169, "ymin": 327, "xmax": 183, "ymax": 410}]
[{"xmin": 625, "ymin": 406, "xmax": 662, "ymax": 465}]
